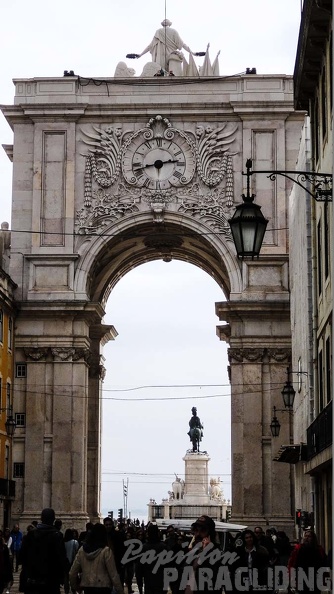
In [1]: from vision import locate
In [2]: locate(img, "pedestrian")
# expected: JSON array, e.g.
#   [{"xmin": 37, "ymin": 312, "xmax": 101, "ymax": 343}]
[
  {"xmin": 0, "ymin": 536, "xmax": 13, "ymax": 594},
  {"xmin": 69, "ymin": 522, "xmax": 124, "ymax": 594},
  {"xmin": 3, "ymin": 529, "xmax": 12, "ymax": 570},
  {"xmin": 19, "ymin": 507, "xmax": 67, "ymax": 594},
  {"xmin": 103, "ymin": 516, "xmax": 125, "ymax": 588},
  {"xmin": 184, "ymin": 515, "xmax": 222, "ymax": 594},
  {"xmin": 288, "ymin": 529, "xmax": 327, "ymax": 593},
  {"xmin": 135, "ymin": 523, "xmax": 168, "ymax": 594},
  {"xmin": 10, "ymin": 523, "xmax": 23, "ymax": 572},
  {"xmin": 232, "ymin": 529, "xmax": 270, "ymax": 592},
  {"xmin": 64, "ymin": 529, "xmax": 79, "ymax": 594}
]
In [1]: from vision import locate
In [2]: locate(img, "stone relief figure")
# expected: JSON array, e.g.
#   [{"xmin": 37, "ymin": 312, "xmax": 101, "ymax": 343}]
[
  {"xmin": 210, "ymin": 477, "xmax": 222, "ymax": 500},
  {"xmin": 137, "ymin": 19, "xmax": 193, "ymax": 74},
  {"xmin": 172, "ymin": 475, "xmax": 185, "ymax": 499}
]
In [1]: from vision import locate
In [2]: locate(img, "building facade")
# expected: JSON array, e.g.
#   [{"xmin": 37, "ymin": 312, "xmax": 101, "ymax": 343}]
[
  {"xmin": 289, "ymin": 0, "xmax": 332, "ymax": 551},
  {"xmin": 0, "ymin": 222, "xmax": 16, "ymax": 528}
]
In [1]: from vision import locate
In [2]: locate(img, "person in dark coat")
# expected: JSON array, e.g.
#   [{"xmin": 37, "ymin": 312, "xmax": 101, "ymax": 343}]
[
  {"xmin": 0, "ymin": 537, "xmax": 13, "ymax": 593},
  {"xmin": 19, "ymin": 507, "xmax": 67, "ymax": 594},
  {"xmin": 135, "ymin": 524, "xmax": 168, "ymax": 594},
  {"xmin": 232, "ymin": 529, "xmax": 270, "ymax": 592},
  {"xmin": 288, "ymin": 529, "xmax": 327, "ymax": 593}
]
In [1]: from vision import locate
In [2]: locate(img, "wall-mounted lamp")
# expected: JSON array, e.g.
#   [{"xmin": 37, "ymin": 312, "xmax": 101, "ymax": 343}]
[
  {"xmin": 229, "ymin": 159, "xmax": 332, "ymax": 259},
  {"xmin": 0, "ymin": 407, "xmax": 16, "ymax": 437},
  {"xmin": 281, "ymin": 368, "xmax": 296, "ymax": 408},
  {"xmin": 270, "ymin": 405, "xmax": 293, "ymax": 438}
]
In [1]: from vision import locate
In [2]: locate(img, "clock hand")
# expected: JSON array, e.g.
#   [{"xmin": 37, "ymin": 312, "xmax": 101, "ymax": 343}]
[{"xmin": 143, "ymin": 159, "xmax": 180, "ymax": 170}]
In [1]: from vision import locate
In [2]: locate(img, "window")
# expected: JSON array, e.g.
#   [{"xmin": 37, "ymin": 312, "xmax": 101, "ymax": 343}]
[
  {"xmin": 8, "ymin": 318, "xmax": 12, "ymax": 350},
  {"xmin": 5, "ymin": 446, "xmax": 9, "ymax": 480},
  {"xmin": 15, "ymin": 413, "xmax": 26, "ymax": 428},
  {"xmin": 321, "ymin": 65, "xmax": 327, "ymax": 140},
  {"xmin": 312, "ymin": 97, "xmax": 319, "ymax": 164},
  {"xmin": 317, "ymin": 220, "xmax": 322, "ymax": 297},
  {"xmin": 324, "ymin": 203, "xmax": 330, "ymax": 280},
  {"xmin": 318, "ymin": 349, "xmax": 324, "ymax": 411},
  {"xmin": 0, "ymin": 311, "xmax": 3, "ymax": 343},
  {"xmin": 325, "ymin": 337, "xmax": 332, "ymax": 405},
  {"xmin": 13, "ymin": 463, "xmax": 25, "ymax": 478},
  {"xmin": 6, "ymin": 383, "xmax": 11, "ymax": 412},
  {"xmin": 16, "ymin": 364, "xmax": 27, "ymax": 379}
]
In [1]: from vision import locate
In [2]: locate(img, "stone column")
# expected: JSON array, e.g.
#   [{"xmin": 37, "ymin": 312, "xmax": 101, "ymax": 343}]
[
  {"xmin": 87, "ymin": 325, "xmax": 118, "ymax": 523},
  {"xmin": 216, "ymin": 299, "xmax": 294, "ymax": 533}
]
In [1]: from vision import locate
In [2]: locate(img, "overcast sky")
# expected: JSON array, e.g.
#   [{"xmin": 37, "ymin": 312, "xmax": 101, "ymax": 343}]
[{"xmin": 0, "ymin": 0, "xmax": 302, "ymax": 520}]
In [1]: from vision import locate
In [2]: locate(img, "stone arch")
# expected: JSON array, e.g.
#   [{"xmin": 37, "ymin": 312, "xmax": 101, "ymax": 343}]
[
  {"xmin": 74, "ymin": 212, "xmax": 242, "ymax": 305},
  {"xmin": 2, "ymin": 73, "xmax": 304, "ymax": 534}
]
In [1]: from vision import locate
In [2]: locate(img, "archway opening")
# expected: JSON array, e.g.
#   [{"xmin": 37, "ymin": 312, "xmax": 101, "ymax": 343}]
[{"xmin": 101, "ymin": 259, "xmax": 231, "ymax": 521}]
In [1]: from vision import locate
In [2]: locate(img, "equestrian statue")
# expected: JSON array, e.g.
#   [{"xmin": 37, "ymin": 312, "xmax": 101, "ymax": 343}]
[{"xmin": 187, "ymin": 406, "xmax": 203, "ymax": 453}]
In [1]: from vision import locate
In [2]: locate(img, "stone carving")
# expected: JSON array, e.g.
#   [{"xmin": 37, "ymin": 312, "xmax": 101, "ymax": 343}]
[
  {"xmin": 168, "ymin": 490, "xmax": 174, "ymax": 501},
  {"xmin": 172, "ymin": 475, "xmax": 185, "ymax": 500},
  {"xmin": 228, "ymin": 348, "xmax": 265, "ymax": 362},
  {"xmin": 194, "ymin": 123, "xmax": 237, "ymax": 189},
  {"xmin": 82, "ymin": 125, "xmax": 124, "ymax": 206},
  {"xmin": 210, "ymin": 477, "xmax": 222, "ymax": 500},
  {"xmin": 177, "ymin": 184, "xmax": 233, "ymax": 239},
  {"xmin": 228, "ymin": 347, "xmax": 291, "ymax": 363},
  {"xmin": 114, "ymin": 62, "xmax": 135, "ymax": 78},
  {"xmin": 267, "ymin": 348, "xmax": 291, "ymax": 362},
  {"xmin": 24, "ymin": 347, "xmax": 49, "ymax": 361},
  {"xmin": 51, "ymin": 347, "xmax": 76, "ymax": 361},
  {"xmin": 72, "ymin": 348, "xmax": 91, "ymax": 362},
  {"xmin": 78, "ymin": 116, "xmax": 238, "ymax": 236}
]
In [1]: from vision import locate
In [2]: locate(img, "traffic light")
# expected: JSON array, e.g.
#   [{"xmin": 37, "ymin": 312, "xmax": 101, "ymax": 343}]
[
  {"xmin": 301, "ymin": 510, "xmax": 310, "ymax": 528},
  {"xmin": 118, "ymin": 508, "xmax": 123, "ymax": 521},
  {"xmin": 226, "ymin": 509, "xmax": 231, "ymax": 521},
  {"xmin": 296, "ymin": 509, "xmax": 302, "ymax": 525},
  {"xmin": 108, "ymin": 511, "xmax": 113, "ymax": 520}
]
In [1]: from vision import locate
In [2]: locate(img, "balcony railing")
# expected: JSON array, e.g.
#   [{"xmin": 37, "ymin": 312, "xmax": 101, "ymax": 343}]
[
  {"xmin": 0, "ymin": 478, "xmax": 15, "ymax": 499},
  {"xmin": 307, "ymin": 400, "xmax": 332, "ymax": 459}
]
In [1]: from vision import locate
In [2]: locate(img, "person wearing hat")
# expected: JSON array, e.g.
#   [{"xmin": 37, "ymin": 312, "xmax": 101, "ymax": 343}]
[{"xmin": 184, "ymin": 515, "xmax": 222, "ymax": 594}]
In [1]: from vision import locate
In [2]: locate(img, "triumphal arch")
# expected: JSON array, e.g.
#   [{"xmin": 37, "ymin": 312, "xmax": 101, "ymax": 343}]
[{"xmin": 1, "ymin": 27, "xmax": 304, "ymax": 531}]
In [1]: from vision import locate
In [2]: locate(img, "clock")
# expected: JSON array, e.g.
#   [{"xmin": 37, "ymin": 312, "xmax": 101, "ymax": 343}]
[{"xmin": 122, "ymin": 134, "xmax": 196, "ymax": 190}]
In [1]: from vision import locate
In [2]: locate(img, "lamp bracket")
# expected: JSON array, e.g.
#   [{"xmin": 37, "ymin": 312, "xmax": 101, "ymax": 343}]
[{"xmin": 243, "ymin": 160, "xmax": 332, "ymax": 202}]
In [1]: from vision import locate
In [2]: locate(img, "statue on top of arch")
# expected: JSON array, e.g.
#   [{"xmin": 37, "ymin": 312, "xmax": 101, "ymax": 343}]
[{"xmin": 114, "ymin": 19, "xmax": 220, "ymax": 77}]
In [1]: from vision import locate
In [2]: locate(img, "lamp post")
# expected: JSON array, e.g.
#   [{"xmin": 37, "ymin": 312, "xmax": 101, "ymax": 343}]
[{"xmin": 229, "ymin": 159, "xmax": 332, "ymax": 259}]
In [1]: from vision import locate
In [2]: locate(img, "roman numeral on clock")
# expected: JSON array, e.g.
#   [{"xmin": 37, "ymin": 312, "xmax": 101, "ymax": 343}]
[{"xmin": 173, "ymin": 170, "xmax": 183, "ymax": 179}]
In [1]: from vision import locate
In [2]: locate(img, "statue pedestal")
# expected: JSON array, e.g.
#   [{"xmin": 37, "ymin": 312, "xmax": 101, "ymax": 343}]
[{"xmin": 182, "ymin": 452, "xmax": 210, "ymax": 505}]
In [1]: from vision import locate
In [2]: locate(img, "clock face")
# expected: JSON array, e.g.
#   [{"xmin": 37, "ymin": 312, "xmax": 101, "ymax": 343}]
[{"xmin": 123, "ymin": 136, "xmax": 196, "ymax": 190}]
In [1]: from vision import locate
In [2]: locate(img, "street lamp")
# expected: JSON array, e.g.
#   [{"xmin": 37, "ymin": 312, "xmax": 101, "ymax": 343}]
[
  {"xmin": 1, "ymin": 407, "xmax": 16, "ymax": 437},
  {"xmin": 270, "ymin": 405, "xmax": 293, "ymax": 438},
  {"xmin": 281, "ymin": 368, "xmax": 296, "ymax": 409},
  {"xmin": 229, "ymin": 159, "xmax": 333, "ymax": 259},
  {"xmin": 228, "ymin": 159, "xmax": 268, "ymax": 259}
]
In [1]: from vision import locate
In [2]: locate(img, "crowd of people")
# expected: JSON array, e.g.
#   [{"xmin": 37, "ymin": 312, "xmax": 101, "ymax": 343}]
[{"xmin": 0, "ymin": 510, "xmax": 330, "ymax": 594}]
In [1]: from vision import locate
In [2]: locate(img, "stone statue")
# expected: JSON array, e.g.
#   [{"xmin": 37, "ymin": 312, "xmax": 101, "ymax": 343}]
[
  {"xmin": 137, "ymin": 19, "xmax": 193, "ymax": 74},
  {"xmin": 114, "ymin": 61, "xmax": 135, "ymax": 78},
  {"xmin": 187, "ymin": 406, "xmax": 203, "ymax": 452},
  {"xmin": 172, "ymin": 475, "xmax": 185, "ymax": 499},
  {"xmin": 210, "ymin": 477, "xmax": 222, "ymax": 500}
]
